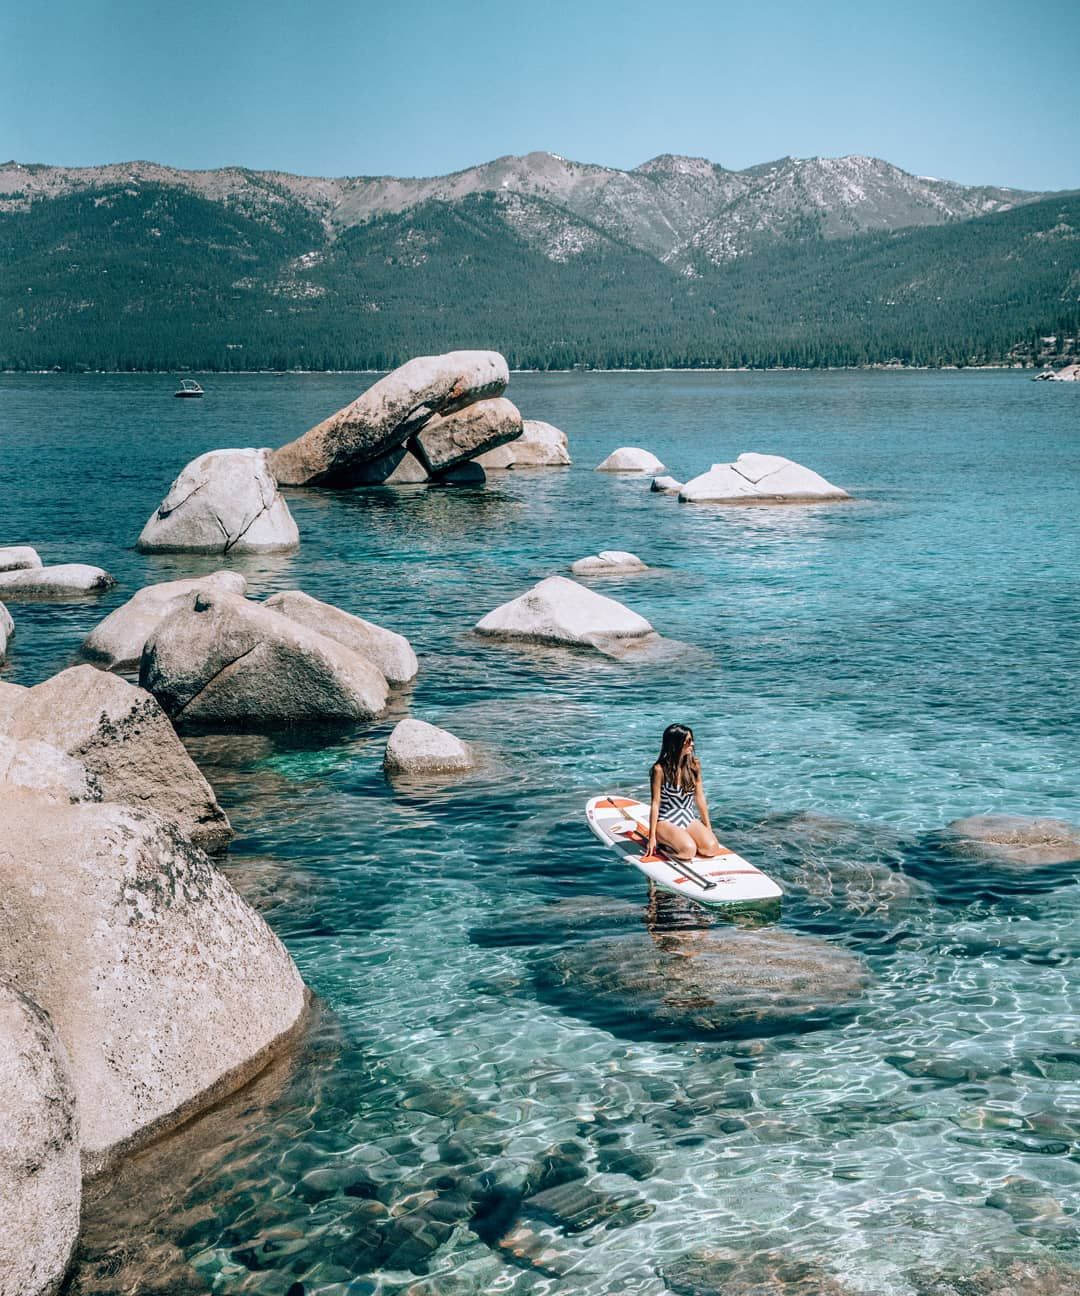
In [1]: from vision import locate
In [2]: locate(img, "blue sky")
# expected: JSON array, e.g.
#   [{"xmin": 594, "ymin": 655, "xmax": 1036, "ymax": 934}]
[{"xmin": 2, "ymin": 0, "xmax": 1077, "ymax": 189}]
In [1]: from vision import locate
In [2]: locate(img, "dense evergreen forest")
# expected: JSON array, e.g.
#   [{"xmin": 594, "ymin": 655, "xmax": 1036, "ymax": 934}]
[{"xmin": 1, "ymin": 183, "xmax": 1078, "ymax": 371}]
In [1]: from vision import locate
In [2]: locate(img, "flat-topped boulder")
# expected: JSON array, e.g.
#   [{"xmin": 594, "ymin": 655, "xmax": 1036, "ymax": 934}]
[
  {"xmin": 79, "ymin": 570, "xmax": 248, "ymax": 671},
  {"xmin": 0, "ymin": 982, "xmax": 81, "ymax": 1296},
  {"xmin": 651, "ymin": 475, "xmax": 684, "ymax": 494},
  {"xmin": 476, "ymin": 575, "xmax": 659, "ymax": 657},
  {"xmin": 0, "ymin": 563, "xmax": 115, "ymax": 599},
  {"xmin": 411, "ymin": 396, "xmax": 523, "ymax": 476},
  {"xmin": 942, "ymin": 814, "xmax": 1080, "ymax": 870},
  {"xmin": 570, "ymin": 550, "xmax": 648, "ymax": 576},
  {"xmin": 0, "ymin": 544, "xmax": 42, "ymax": 572},
  {"xmin": 596, "ymin": 447, "xmax": 665, "ymax": 473},
  {"xmin": 265, "ymin": 589, "xmax": 418, "ymax": 685},
  {"xmin": 3, "ymin": 665, "xmax": 232, "ymax": 851},
  {"xmin": 137, "ymin": 448, "xmax": 299, "ymax": 554},
  {"xmin": 679, "ymin": 453, "xmax": 851, "ymax": 504},
  {"xmin": 269, "ymin": 350, "xmax": 510, "ymax": 486},
  {"xmin": 479, "ymin": 419, "xmax": 572, "ymax": 469},
  {"xmin": 0, "ymin": 794, "xmax": 308, "ymax": 1175},
  {"xmin": 141, "ymin": 589, "xmax": 389, "ymax": 727},
  {"xmin": 384, "ymin": 718, "xmax": 474, "ymax": 777}
]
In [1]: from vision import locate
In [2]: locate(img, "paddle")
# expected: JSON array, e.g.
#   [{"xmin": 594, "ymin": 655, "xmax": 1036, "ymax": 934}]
[{"xmin": 605, "ymin": 799, "xmax": 717, "ymax": 891}]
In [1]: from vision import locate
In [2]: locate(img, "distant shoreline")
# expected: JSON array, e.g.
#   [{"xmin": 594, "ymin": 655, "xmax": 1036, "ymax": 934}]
[{"xmin": 1, "ymin": 364, "xmax": 1051, "ymax": 377}]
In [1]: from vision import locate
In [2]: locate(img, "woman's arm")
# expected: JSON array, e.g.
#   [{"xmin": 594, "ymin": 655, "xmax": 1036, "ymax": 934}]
[
  {"xmin": 694, "ymin": 770, "xmax": 712, "ymax": 831},
  {"xmin": 647, "ymin": 764, "xmax": 662, "ymax": 854}
]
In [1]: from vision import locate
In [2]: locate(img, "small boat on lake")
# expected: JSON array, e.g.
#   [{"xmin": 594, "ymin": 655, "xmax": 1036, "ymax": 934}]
[{"xmin": 173, "ymin": 379, "xmax": 204, "ymax": 398}]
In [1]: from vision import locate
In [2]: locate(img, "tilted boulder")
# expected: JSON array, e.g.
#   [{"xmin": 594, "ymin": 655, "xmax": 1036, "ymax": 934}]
[
  {"xmin": 0, "ymin": 563, "xmax": 115, "ymax": 599},
  {"xmin": 141, "ymin": 590, "xmax": 389, "ymax": 727},
  {"xmin": 269, "ymin": 350, "xmax": 510, "ymax": 487},
  {"xmin": 0, "ymin": 545, "xmax": 42, "ymax": 572},
  {"xmin": 570, "ymin": 550, "xmax": 648, "ymax": 576},
  {"xmin": 137, "ymin": 448, "xmax": 299, "ymax": 554},
  {"xmin": 596, "ymin": 447, "xmax": 665, "ymax": 473},
  {"xmin": 476, "ymin": 575, "xmax": 659, "ymax": 656},
  {"xmin": 0, "ymin": 794, "xmax": 308, "ymax": 1175},
  {"xmin": 0, "ymin": 982, "xmax": 81, "ymax": 1296},
  {"xmin": 0, "ymin": 736, "xmax": 101, "ymax": 804},
  {"xmin": 265, "ymin": 589, "xmax": 417, "ymax": 686},
  {"xmin": 79, "ymin": 570, "xmax": 248, "ymax": 671},
  {"xmin": 679, "ymin": 453, "xmax": 851, "ymax": 504},
  {"xmin": 384, "ymin": 718, "xmax": 474, "ymax": 777},
  {"xmin": 411, "ymin": 396, "xmax": 523, "ymax": 476},
  {"xmin": 3, "ymin": 665, "xmax": 232, "ymax": 851}
]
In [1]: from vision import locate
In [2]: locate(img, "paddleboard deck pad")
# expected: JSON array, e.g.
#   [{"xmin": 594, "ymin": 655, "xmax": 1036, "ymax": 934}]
[{"xmin": 586, "ymin": 794, "xmax": 783, "ymax": 907}]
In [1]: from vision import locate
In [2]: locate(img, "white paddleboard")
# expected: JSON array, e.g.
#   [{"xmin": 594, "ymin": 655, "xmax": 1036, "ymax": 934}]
[{"xmin": 586, "ymin": 794, "xmax": 783, "ymax": 907}]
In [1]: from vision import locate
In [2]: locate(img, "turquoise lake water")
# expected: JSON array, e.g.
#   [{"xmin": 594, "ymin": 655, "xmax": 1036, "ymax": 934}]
[{"xmin": 1, "ymin": 370, "xmax": 1078, "ymax": 1294}]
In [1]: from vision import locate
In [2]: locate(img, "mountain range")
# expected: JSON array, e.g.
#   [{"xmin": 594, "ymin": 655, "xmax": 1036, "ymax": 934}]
[{"xmin": 2, "ymin": 151, "xmax": 1077, "ymax": 370}]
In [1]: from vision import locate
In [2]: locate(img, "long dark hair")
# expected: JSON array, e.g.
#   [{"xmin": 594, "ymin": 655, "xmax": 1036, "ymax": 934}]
[{"xmin": 655, "ymin": 723, "xmax": 699, "ymax": 792}]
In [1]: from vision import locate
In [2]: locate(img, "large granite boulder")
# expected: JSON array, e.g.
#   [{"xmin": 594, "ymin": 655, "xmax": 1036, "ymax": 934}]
[
  {"xmin": 137, "ymin": 448, "xmax": 299, "ymax": 554},
  {"xmin": 411, "ymin": 396, "xmax": 523, "ymax": 476},
  {"xmin": 141, "ymin": 590, "xmax": 389, "ymax": 727},
  {"xmin": 79, "ymin": 570, "xmax": 248, "ymax": 671},
  {"xmin": 0, "ymin": 736, "xmax": 100, "ymax": 804},
  {"xmin": 0, "ymin": 600, "xmax": 11, "ymax": 661},
  {"xmin": 596, "ymin": 447, "xmax": 665, "ymax": 473},
  {"xmin": 0, "ymin": 544, "xmax": 42, "ymax": 572},
  {"xmin": 2, "ymin": 666, "xmax": 232, "ymax": 851},
  {"xmin": 515, "ymin": 420, "xmax": 571, "ymax": 467},
  {"xmin": 941, "ymin": 814, "xmax": 1080, "ymax": 870},
  {"xmin": 476, "ymin": 575, "xmax": 658, "ymax": 657},
  {"xmin": 570, "ymin": 550, "xmax": 648, "ymax": 576},
  {"xmin": 384, "ymin": 718, "xmax": 474, "ymax": 777},
  {"xmin": 0, "ymin": 793, "xmax": 308, "ymax": 1175},
  {"xmin": 269, "ymin": 351, "xmax": 509, "ymax": 486},
  {"xmin": 0, "ymin": 982, "xmax": 81, "ymax": 1296},
  {"xmin": 0, "ymin": 563, "xmax": 115, "ymax": 599},
  {"xmin": 536, "ymin": 926, "xmax": 869, "ymax": 1037},
  {"xmin": 679, "ymin": 453, "xmax": 851, "ymax": 504},
  {"xmin": 264, "ymin": 589, "xmax": 417, "ymax": 685}
]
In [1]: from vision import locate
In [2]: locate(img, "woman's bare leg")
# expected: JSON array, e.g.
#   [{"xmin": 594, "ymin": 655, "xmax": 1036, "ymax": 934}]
[
  {"xmin": 686, "ymin": 821, "xmax": 722, "ymax": 857},
  {"xmin": 655, "ymin": 820, "xmax": 697, "ymax": 860}
]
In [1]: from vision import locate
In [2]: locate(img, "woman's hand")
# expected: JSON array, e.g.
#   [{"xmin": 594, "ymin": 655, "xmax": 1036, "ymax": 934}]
[{"xmin": 646, "ymin": 835, "xmax": 657, "ymax": 857}]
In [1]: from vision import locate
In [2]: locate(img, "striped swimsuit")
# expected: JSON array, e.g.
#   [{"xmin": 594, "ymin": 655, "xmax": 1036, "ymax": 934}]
[{"xmin": 658, "ymin": 777, "xmax": 699, "ymax": 829}]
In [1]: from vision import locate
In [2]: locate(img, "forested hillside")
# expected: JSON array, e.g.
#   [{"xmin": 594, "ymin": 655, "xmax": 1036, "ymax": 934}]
[{"xmin": 1, "ymin": 178, "xmax": 1077, "ymax": 371}]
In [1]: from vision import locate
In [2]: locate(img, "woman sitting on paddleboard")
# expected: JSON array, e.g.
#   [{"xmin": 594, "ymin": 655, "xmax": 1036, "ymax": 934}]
[{"xmin": 646, "ymin": 723, "xmax": 723, "ymax": 863}]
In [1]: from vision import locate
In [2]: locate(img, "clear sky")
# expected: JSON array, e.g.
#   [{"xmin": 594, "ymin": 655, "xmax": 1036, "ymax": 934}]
[{"xmin": 2, "ymin": 0, "xmax": 1077, "ymax": 190}]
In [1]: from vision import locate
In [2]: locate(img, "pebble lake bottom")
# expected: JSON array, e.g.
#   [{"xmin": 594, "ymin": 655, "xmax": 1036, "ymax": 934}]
[{"xmin": 1, "ymin": 369, "xmax": 1078, "ymax": 1294}]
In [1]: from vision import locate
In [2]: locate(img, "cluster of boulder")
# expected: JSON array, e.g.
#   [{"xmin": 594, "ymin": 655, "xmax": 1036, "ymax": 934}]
[
  {"xmin": 1033, "ymin": 363, "xmax": 1079, "ymax": 381},
  {"xmin": 0, "ymin": 543, "xmax": 115, "ymax": 600},
  {"xmin": 596, "ymin": 447, "xmax": 851, "ymax": 505},
  {"xmin": 135, "ymin": 351, "xmax": 572, "ymax": 559}
]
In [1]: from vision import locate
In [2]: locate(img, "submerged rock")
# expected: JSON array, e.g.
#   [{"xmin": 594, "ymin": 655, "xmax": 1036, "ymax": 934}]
[
  {"xmin": 78, "ymin": 571, "xmax": 248, "ymax": 671},
  {"xmin": 0, "ymin": 544, "xmax": 42, "ymax": 572},
  {"xmin": 0, "ymin": 794, "xmax": 308, "ymax": 1175},
  {"xmin": 0, "ymin": 982, "xmax": 81, "ymax": 1296},
  {"xmin": 536, "ymin": 926, "xmax": 869, "ymax": 1038},
  {"xmin": 141, "ymin": 589, "xmax": 389, "ymax": 727},
  {"xmin": 664, "ymin": 1246, "xmax": 855, "ymax": 1296},
  {"xmin": 0, "ymin": 563, "xmax": 115, "ymax": 599},
  {"xmin": 269, "ymin": 350, "xmax": 509, "ymax": 486},
  {"xmin": 475, "ymin": 574, "xmax": 659, "ymax": 657},
  {"xmin": 411, "ymin": 396, "xmax": 523, "ymax": 476},
  {"xmin": 911, "ymin": 1256, "xmax": 1080, "ymax": 1295},
  {"xmin": 679, "ymin": 453, "xmax": 850, "ymax": 504},
  {"xmin": 941, "ymin": 813, "xmax": 1080, "ymax": 869},
  {"xmin": 596, "ymin": 447, "xmax": 665, "ymax": 473},
  {"xmin": 384, "ymin": 718, "xmax": 474, "ymax": 777},
  {"xmin": 265, "ymin": 589, "xmax": 418, "ymax": 685},
  {"xmin": 2, "ymin": 665, "xmax": 232, "ymax": 850},
  {"xmin": 137, "ymin": 448, "xmax": 299, "ymax": 554},
  {"xmin": 570, "ymin": 550, "xmax": 648, "ymax": 576}
]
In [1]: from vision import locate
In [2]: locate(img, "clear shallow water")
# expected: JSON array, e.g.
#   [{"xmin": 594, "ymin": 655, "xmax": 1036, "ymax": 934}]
[{"xmin": 1, "ymin": 371, "xmax": 1078, "ymax": 1294}]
